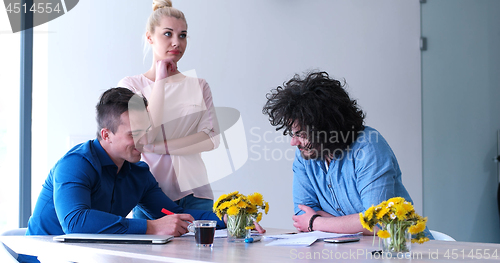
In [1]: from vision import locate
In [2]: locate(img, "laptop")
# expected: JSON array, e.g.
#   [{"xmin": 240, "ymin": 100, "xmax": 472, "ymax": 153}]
[{"xmin": 53, "ymin": 234, "xmax": 174, "ymax": 244}]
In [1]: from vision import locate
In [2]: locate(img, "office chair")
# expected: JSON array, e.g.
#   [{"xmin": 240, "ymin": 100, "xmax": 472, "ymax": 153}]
[
  {"xmin": 430, "ymin": 230, "xmax": 456, "ymax": 241},
  {"xmin": 1, "ymin": 228, "xmax": 27, "ymax": 236},
  {"xmin": 0, "ymin": 241, "xmax": 19, "ymax": 262}
]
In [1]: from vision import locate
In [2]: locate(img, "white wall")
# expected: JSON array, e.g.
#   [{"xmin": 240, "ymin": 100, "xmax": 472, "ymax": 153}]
[{"xmin": 39, "ymin": 0, "xmax": 422, "ymax": 229}]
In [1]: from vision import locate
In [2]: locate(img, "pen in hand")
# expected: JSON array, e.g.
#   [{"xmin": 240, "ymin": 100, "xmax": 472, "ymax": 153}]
[
  {"xmin": 162, "ymin": 208, "xmax": 174, "ymax": 215},
  {"xmin": 162, "ymin": 208, "xmax": 193, "ymax": 225}
]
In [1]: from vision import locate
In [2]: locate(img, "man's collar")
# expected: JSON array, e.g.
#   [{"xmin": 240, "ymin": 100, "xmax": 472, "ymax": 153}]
[
  {"xmin": 92, "ymin": 139, "xmax": 115, "ymax": 166},
  {"xmin": 92, "ymin": 139, "xmax": 132, "ymax": 178}
]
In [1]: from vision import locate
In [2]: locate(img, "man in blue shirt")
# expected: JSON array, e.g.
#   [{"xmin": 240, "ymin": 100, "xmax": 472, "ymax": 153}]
[
  {"xmin": 26, "ymin": 88, "xmax": 225, "ymax": 236},
  {"xmin": 263, "ymin": 71, "xmax": 431, "ymax": 237}
]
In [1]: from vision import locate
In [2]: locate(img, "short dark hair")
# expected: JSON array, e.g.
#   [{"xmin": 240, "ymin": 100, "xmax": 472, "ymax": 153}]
[
  {"xmin": 262, "ymin": 71, "xmax": 365, "ymax": 157},
  {"xmin": 96, "ymin": 87, "xmax": 148, "ymax": 140}
]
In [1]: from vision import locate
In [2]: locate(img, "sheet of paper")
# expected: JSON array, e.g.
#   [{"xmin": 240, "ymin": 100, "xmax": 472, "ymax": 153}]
[
  {"xmin": 262, "ymin": 231, "xmax": 362, "ymax": 247},
  {"xmin": 263, "ymin": 231, "xmax": 362, "ymax": 241},
  {"xmin": 265, "ymin": 236, "xmax": 318, "ymax": 247}
]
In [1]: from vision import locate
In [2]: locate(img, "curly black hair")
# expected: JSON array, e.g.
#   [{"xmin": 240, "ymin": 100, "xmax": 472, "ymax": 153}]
[{"xmin": 262, "ymin": 71, "xmax": 365, "ymax": 158}]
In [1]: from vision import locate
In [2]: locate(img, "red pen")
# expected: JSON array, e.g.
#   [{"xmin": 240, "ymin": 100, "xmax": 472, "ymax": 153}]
[
  {"xmin": 162, "ymin": 208, "xmax": 174, "ymax": 215},
  {"xmin": 162, "ymin": 208, "xmax": 193, "ymax": 224}
]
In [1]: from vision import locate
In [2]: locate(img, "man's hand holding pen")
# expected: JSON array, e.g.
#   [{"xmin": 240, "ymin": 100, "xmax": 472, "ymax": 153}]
[{"xmin": 145, "ymin": 208, "xmax": 194, "ymax": 236}]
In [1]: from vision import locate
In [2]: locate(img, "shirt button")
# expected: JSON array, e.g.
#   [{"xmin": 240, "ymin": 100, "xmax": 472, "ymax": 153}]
[
  {"xmin": 337, "ymin": 208, "xmax": 342, "ymax": 211},
  {"xmin": 328, "ymin": 184, "xmax": 332, "ymax": 188}
]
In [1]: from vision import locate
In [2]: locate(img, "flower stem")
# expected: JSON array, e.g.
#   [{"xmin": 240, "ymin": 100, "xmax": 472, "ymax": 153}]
[{"xmin": 227, "ymin": 213, "xmax": 250, "ymax": 238}]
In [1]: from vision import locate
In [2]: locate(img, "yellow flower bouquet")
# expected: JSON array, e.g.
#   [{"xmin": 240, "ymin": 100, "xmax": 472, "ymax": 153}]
[
  {"xmin": 359, "ymin": 197, "xmax": 429, "ymax": 256},
  {"xmin": 213, "ymin": 191, "xmax": 269, "ymax": 242}
]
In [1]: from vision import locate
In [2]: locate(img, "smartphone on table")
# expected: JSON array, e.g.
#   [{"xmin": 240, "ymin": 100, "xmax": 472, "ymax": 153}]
[{"xmin": 323, "ymin": 237, "xmax": 360, "ymax": 243}]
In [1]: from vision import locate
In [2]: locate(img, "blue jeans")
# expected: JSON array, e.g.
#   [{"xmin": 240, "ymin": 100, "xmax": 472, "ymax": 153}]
[
  {"xmin": 133, "ymin": 194, "xmax": 213, "ymax": 219},
  {"xmin": 174, "ymin": 194, "xmax": 214, "ymax": 211}
]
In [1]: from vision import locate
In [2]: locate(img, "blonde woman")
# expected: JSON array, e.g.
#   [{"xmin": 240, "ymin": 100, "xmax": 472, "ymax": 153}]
[{"xmin": 118, "ymin": 0, "xmax": 219, "ymax": 218}]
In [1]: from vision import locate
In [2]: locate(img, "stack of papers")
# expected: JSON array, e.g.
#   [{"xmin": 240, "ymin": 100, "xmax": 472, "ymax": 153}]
[{"xmin": 264, "ymin": 231, "xmax": 362, "ymax": 247}]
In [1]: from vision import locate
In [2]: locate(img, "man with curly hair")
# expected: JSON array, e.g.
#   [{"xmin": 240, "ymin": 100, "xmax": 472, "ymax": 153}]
[{"xmin": 263, "ymin": 71, "xmax": 425, "ymax": 236}]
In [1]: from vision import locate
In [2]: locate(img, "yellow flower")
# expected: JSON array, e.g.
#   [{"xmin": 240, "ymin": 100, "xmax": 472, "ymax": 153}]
[
  {"xmin": 394, "ymin": 204, "xmax": 407, "ymax": 220},
  {"xmin": 213, "ymin": 194, "xmax": 227, "ymax": 210},
  {"xmin": 256, "ymin": 212, "xmax": 263, "ymax": 222},
  {"xmin": 409, "ymin": 221, "xmax": 426, "ymax": 234},
  {"xmin": 218, "ymin": 202, "xmax": 231, "ymax": 211},
  {"xmin": 364, "ymin": 206, "xmax": 375, "ymax": 221},
  {"xmin": 245, "ymin": 225, "xmax": 255, "ymax": 230},
  {"xmin": 377, "ymin": 230, "xmax": 390, "ymax": 239},
  {"xmin": 413, "ymin": 237, "xmax": 429, "ymax": 244},
  {"xmin": 402, "ymin": 201, "xmax": 414, "ymax": 212},
  {"xmin": 376, "ymin": 207, "xmax": 389, "ymax": 219},
  {"xmin": 227, "ymin": 206, "xmax": 240, "ymax": 216},
  {"xmin": 215, "ymin": 210, "xmax": 223, "ymax": 220},
  {"xmin": 359, "ymin": 213, "xmax": 373, "ymax": 231},
  {"xmin": 360, "ymin": 220, "xmax": 369, "ymax": 231},
  {"xmin": 387, "ymin": 197, "xmax": 404, "ymax": 205},
  {"xmin": 230, "ymin": 197, "xmax": 242, "ymax": 206},
  {"xmin": 237, "ymin": 200, "xmax": 247, "ymax": 209},
  {"xmin": 247, "ymin": 206, "xmax": 258, "ymax": 214},
  {"xmin": 361, "ymin": 198, "xmax": 428, "ymax": 246},
  {"xmin": 227, "ymin": 191, "xmax": 239, "ymax": 199},
  {"xmin": 248, "ymin": 193, "xmax": 263, "ymax": 206},
  {"xmin": 213, "ymin": 191, "xmax": 268, "ymax": 225}
]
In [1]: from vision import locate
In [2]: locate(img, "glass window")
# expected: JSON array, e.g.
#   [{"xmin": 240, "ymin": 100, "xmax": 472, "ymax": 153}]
[
  {"xmin": 32, "ymin": 22, "xmax": 49, "ymax": 208},
  {"xmin": 0, "ymin": 9, "xmax": 21, "ymax": 233}
]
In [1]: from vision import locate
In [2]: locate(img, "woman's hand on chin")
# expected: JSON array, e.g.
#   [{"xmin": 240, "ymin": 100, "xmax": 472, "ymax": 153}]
[{"xmin": 155, "ymin": 59, "xmax": 177, "ymax": 81}]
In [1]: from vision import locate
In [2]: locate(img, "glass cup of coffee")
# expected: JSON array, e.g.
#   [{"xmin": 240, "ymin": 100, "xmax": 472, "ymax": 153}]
[{"xmin": 188, "ymin": 220, "xmax": 217, "ymax": 247}]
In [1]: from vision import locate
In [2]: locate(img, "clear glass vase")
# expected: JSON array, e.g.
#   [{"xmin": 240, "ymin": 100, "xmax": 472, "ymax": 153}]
[
  {"xmin": 381, "ymin": 223, "xmax": 411, "ymax": 258},
  {"xmin": 226, "ymin": 213, "xmax": 252, "ymax": 242}
]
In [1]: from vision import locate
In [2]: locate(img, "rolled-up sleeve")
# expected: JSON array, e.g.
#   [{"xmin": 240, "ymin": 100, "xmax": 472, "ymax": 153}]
[{"xmin": 197, "ymin": 79, "xmax": 220, "ymax": 149}]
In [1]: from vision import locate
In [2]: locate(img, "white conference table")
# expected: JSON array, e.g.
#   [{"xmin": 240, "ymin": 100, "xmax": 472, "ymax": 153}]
[{"xmin": 2, "ymin": 228, "xmax": 500, "ymax": 262}]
